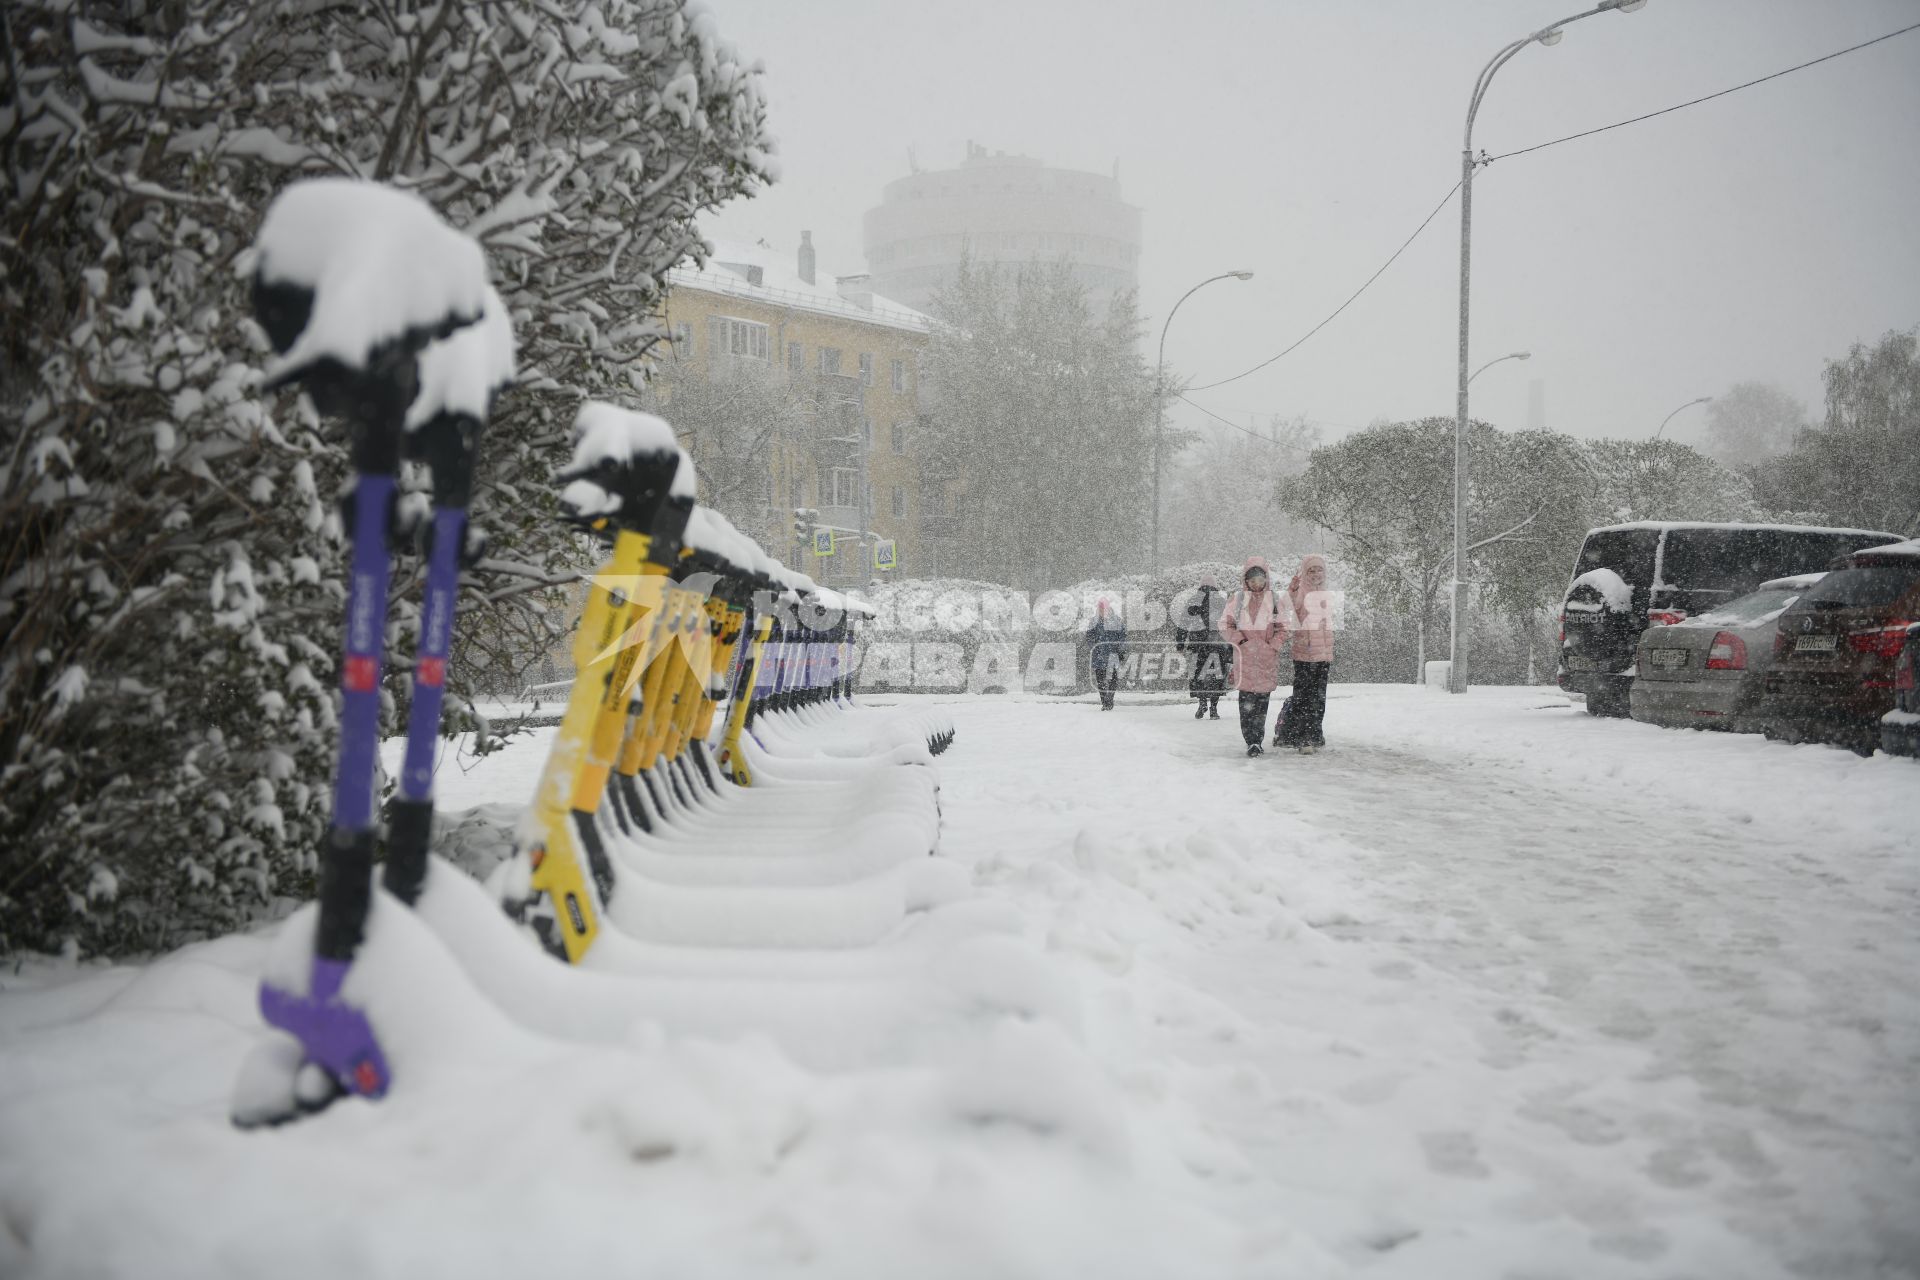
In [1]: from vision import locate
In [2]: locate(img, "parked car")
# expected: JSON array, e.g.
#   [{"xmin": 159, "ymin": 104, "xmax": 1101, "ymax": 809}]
[
  {"xmin": 1763, "ymin": 539, "xmax": 1920, "ymax": 754},
  {"xmin": 1557, "ymin": 521, "xmax": 1901, "ymax": 717},
  {"xmin": 1881, "ymin": 621, "xmax": 1920, "ymax": 758},
  {"xmin": 1628, "ymin": 573, "xmax": 1822, "ymax": 731}
]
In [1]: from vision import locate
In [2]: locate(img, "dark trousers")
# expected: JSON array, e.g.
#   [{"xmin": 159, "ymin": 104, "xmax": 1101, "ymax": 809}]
[
  {"xmin": 1094, "ymin": 664, "xmax": 1120, "ymax": 709},
  {"xmin": 1237, "ymin": 692, "xmax": 1270, "ymax": 746},
  {"xmin": 1280, "ymin": 661, "xmax": 1330, "ymax": 744}
]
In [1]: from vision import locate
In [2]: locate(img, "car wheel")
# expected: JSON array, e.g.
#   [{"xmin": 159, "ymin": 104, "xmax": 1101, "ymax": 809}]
[{"xmin": 1586, "ymin": 682, "xmax": 1629, "ymax": 718}]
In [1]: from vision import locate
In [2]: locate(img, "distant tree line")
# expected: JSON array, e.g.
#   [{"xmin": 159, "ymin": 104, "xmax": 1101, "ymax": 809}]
[{"xmin": 1272, "ymin": 326, "xmax": 1918, "ymax": 684}]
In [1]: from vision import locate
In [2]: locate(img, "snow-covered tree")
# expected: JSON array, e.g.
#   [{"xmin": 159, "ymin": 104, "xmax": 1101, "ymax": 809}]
[
  {"xmin": 922, "ymin": 256, "xmax": 1154, "ymax": 591},
  {"xmin": 1700, "ymin": 382, "xmax": 1806, "ymax": 472},
  {"xmin": 1582, "ymin": 439, "xmax": 1758, "ymax": 526},
  {"xmin": 1276, "ymin": 420, "xmax": 1741, "ymax": 680},
  {"xmin": 1275, "ymin": 418, "xmax": 1511, "ymax": 678},
  {"xmin": 1161, "ymin": 414, "xmax": 1320, "ymax": 567},
  {"xmin": 1754, "ymin": 329, "xmax": 1920, "ymax": 537},
  {"xmin": 0, "ymin": 0, "xmax": 774, "ymax": 956}
]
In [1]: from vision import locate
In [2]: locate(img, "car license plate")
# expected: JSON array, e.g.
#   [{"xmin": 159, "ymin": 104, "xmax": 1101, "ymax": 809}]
[
  {"xmin": 1650, "ymin": 648, "xmax": 1688, "ymax": 671},
  {"xmin": 1565, "ymin": 655, "xmax": 1597, "ymax": 671},
  {"xmin": 1795, "ymin": 635, "xmax": 1837, "ymax": 653}
]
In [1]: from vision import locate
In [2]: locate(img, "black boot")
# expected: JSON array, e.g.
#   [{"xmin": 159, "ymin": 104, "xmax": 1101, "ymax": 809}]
[
  {"xmin": 1246, "ymin": 743, "xmax": 1263, "ymax": 758},
  {"xmin": 1194, "ymin": 703, "xmax": 1204, "ymax": 719}
]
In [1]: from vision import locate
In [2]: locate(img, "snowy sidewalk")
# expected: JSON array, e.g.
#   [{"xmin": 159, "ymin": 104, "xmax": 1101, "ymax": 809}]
[
  {"xmin": 934, "ymin": 686, "xmax": 1919, "ymax": 1277},
  {"xmin": 1, "ymin": 687, "xmax": 1914, "ymax": 1278}
]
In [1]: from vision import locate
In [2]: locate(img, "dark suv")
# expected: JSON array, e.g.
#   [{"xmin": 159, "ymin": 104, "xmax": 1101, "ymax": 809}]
[
  {"xmin": 1763, "ymin": 540, "xmax": 1920, "ymax": 754},
  {"xmin": 1557, "ymin": 522, "xmax": 1900, "ymax": 717}
]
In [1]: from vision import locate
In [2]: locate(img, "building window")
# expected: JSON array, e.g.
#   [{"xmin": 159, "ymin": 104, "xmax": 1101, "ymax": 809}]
[
  {"xmin": 890, "ymin": 359, "xmax": 906, "ymax": 392},
  {"xmin": 858, "ymin": 352, "xmax": 874, "ymax": 386},
  {"xmin": 819, "ymin": 346, "xmax": 842, "ymax": 376},
  {"xmin": 787, "ymin": 341, "xmax": 803, "ymax": 374},
  {"xmin": 891, "ymin": 485, "xmax": 906, "ymax": 518},
  {"xmin": 829, "ymin": 468, "xmax": 859, "ymax": 507},
  {"xmin": 890, "ymin": 421, "xmax": 907, "ymax": 455},
  {"xmin": 708, "ymin": 316, "xmax": 768, "ymax": 363}
]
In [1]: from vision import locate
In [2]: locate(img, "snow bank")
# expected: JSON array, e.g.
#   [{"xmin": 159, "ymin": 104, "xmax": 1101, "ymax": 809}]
[{"xmin": 254, "ymin": 178, "xmax": 488, "ymax": 383}]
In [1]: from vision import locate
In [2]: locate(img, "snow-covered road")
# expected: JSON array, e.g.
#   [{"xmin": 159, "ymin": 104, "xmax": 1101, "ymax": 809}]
[
  {"xmin": 930, "ymin": 688, "xmax": 1919, "ymax": 1276},
  {"xmin": 2, "ymin": 686, "xmax": 1914, "ymax": 1278}
]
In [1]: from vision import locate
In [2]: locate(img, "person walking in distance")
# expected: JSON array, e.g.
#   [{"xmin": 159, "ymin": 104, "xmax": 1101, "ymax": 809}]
[
  {"xmin": 1176, "ymin": 574, "xmax": 1231, "ymax": 720},
  {"xmin": 1277, "ymin": 553, "xmax": 1335, "ymax": 752},
  {"xmin": 1086, "ymin": 597, "xmax": 1127, "ymax": 711},
  {"xmin": 1219, "ymin": 557, "xmax": 1289, "ymax": 756}
]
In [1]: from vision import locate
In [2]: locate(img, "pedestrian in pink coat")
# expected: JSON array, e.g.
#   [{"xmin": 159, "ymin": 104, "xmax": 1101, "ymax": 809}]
[
  {"xmin": 1218, "ymin": 556, "xmax": 1290, "ymax": 756},
  {"xmin": 1277, "ymin": 554, "xmax": 1334, "ymax": 751}
]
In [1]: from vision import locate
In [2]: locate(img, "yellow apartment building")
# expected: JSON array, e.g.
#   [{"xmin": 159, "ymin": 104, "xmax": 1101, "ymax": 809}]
[{"xmin": 655, "ymin": 234, "xmax": 945, "ymax": 586}]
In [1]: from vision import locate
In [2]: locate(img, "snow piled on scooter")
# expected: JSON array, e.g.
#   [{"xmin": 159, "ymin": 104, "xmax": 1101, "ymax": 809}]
[
  {"xmin": 253, "ymin": 178, "xmax": 489, "ymax": 383},
  {"xmin": 405, "ymin": 284, "xmax": 517, "ymax": 428}
]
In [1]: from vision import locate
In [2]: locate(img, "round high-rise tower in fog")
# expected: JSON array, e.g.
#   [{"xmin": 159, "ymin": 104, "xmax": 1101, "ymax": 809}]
[{"xmin": 863, "ymin": 142, "xmax": 1142, "ymax": 315}]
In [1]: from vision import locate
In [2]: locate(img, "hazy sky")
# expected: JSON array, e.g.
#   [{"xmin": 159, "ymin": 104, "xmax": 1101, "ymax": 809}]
[{"xmin": 703, "ymin": 0, "xmax": 1920, "ymax": 451}]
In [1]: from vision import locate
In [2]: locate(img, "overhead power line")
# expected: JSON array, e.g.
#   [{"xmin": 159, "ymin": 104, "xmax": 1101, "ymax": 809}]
[
  {"xmin": 1187, "ymin": 19, "xmax": 1920, "ymax": 396},
  {"xmin": 1173, "ymin": 392, "xmax": 1315, "ymax": 456},
  {"xmin": 1484, "ymin": 20, "xmax": 1920, "ymax": 165},
  {"xmin": 1185, "ymin": 181, "xmax": 1459, "ymax": 394}
]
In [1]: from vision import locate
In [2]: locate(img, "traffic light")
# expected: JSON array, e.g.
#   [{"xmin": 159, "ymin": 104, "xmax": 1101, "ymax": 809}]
[{"xmin": 793, "ymin": 507, "xmax": 818, "ymax": 544}]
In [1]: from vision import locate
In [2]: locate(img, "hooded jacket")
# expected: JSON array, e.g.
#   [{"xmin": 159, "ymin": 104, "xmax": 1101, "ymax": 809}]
[
  {"xmin": 1218, "ymin": 556, "xmax": 1289, "ymax": 693},
  {"xmin": 1288, "ymin": 554, "xmax": 1335, "ymax": 663}
]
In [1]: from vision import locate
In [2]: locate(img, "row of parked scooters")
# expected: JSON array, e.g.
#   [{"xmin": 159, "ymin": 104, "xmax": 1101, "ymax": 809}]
[{"xmin": 233, "ymin": 178, "xmax": 958, "ymax": 1124}]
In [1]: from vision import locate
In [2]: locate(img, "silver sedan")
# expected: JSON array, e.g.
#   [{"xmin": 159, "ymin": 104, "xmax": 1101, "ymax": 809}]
[{"xmin": 1629, "ymin": 574, "xmax": 1824, "ymax": 732}]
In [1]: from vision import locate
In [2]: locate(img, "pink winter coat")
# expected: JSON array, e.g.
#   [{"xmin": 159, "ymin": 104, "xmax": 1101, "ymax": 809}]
[
  {"xmin": 1288, "ymin": 554, "xmax": 1335, "ymax": 663},
  {"xmin": 1219, "ymin": 556, "xmax": 1289, "ymax": 693}
]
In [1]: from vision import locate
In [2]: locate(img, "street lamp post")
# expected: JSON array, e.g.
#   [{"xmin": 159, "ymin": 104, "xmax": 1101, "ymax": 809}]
[
  {"xmin": 1469, "ymin": 350, "xmax": 1531, "ymax": 386},
  {"xmin": 1152, "ymin": 270, "xmax": 1253, "ymax": 569},
  {"xmin": 1652, "ymin": 395, "xmax": 1712, "ymax": 440},
  {"xmin": 1449, "ymin": 0, "xmax": 1648, "ymax": 696}
]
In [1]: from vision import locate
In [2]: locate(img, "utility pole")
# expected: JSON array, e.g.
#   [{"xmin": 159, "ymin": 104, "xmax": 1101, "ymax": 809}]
[{"xmin": 1450, "ymin": 0, "xmax": 1649, "ymax": 694}]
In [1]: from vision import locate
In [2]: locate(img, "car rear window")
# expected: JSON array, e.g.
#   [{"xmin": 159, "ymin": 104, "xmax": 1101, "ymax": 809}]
[
  {"xmin": 1800, "ymin": 566, "xmax": 1920, "ymax": 609},
  {"xmin": 1575, "ymin": 530, "xmax": 1658, "ymax": 587},
  {"xmin": 1691, "ymin": 587, "xmax": 1804, "ymax": 627},
  {"xmin": 1659, "ymin": 529, "xmax": 1880, "ymax": 595}
]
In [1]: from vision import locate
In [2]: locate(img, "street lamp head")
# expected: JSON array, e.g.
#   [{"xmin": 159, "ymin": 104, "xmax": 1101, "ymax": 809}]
[
  {"xmin": 1230, "ymin": 270, "xmax": 1254, "ymax": 281},
  {"xmin": 1617, "ymin": 0, "xmax": 1649, "ymax": 12},
  {"xmin": 1536, "ymin": 26, "xmax": 1564, "ymax": 46},
  {"xmin": 1514, "ymin": 351, "xmax": 1532, "ymax": 361}
]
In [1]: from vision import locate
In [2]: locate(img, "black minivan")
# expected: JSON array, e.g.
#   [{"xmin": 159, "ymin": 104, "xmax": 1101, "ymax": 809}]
[{"xmin": 1557, "ymin": 522, "xmax": 1900, "ymax": 716}]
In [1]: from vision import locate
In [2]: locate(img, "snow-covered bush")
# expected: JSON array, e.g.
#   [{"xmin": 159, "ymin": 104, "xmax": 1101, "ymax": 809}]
[{"xmin": 0, "ymin": 1, "xmax": 773, "ymax": 956}]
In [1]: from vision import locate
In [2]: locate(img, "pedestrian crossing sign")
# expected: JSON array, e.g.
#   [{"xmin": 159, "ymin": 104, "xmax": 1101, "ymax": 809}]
[
  {"xmin": 813, "ymin": 529, "xmax": 835, "ymax": 556},
  {"xmin": 873, "ymin": 539, "xmax": 897, "ymax": 571}
]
